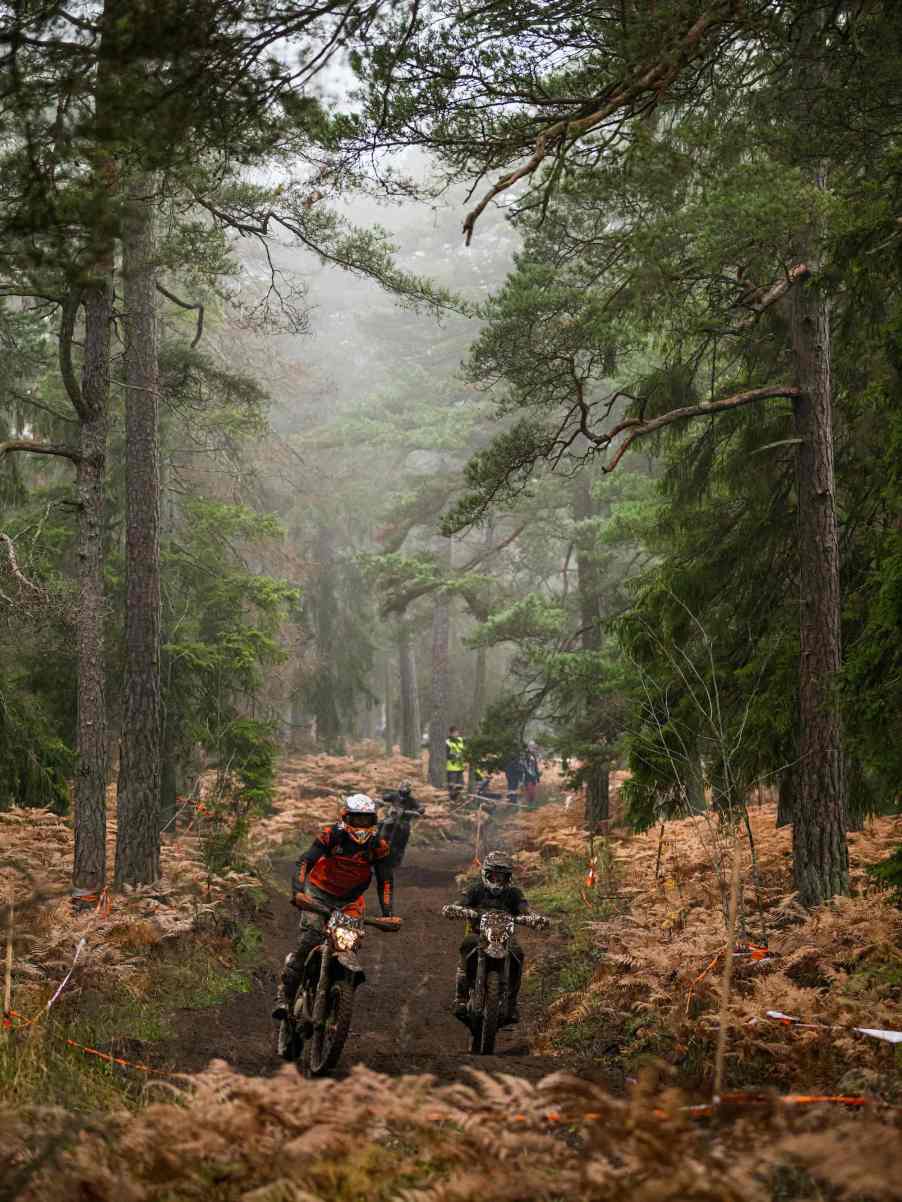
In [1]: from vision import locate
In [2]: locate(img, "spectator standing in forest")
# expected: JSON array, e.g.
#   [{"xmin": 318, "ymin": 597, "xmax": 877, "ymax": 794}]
[
  {"xmin": 504, "ymin": 748, "xmax": 526, "ymax": 805},
  {"xmin": 446, "ymin": 726, "xmax": 466, "ymax": 801},
  {"xmin": 523, "ymin": 741, "xmax": 541, "ymax": 807}
]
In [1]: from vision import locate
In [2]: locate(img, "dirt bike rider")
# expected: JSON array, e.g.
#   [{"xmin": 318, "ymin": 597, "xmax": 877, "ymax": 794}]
[
  {"xmin": 272, "ymin": 793, "xmax": 394, "ymax": 1021},
  {"xmin": 381, "ymin": 779, "xmax": 423, "ymax": 815},
  {"xmin": 448, "ymin": 850, "xmax": 548, "ymax": 1023},
  {"xmin": 379, "ymin": 780, "xmax": 424, "ymax": 866}
]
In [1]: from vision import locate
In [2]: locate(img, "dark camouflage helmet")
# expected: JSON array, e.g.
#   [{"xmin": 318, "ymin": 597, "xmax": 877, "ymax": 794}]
[{"xmin": 481, "ymin": 850, "xmax": 514, "ymax": 893}]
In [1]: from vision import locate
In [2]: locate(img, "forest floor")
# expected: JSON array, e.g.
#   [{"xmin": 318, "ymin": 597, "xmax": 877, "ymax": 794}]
[
  {"xmin": 3, "ymin": 750, "xmax": 902, "ymax": 1201},
  {"xmin": 155, "ymin": 838, "xmax": 617, "ymax": 1087}
]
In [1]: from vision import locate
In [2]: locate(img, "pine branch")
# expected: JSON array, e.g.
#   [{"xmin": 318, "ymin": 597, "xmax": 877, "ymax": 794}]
[
  {"xmin": 156, "ymin": 282, "xmax": 205, "ymax": 348},
  {"xmin": 603, "ymin": 385, "xmax": 802, "ymax": 472},
  {"xmin": 57, "ymin": 286, "xmax": 84, "ymax": 417},
  {"xmin": 0, "ymin": 439, "xmax": 81, "ymax": 465},
  {"xmin": 462, "ymin": 1, "xmax": 739, "ymax": 242}
]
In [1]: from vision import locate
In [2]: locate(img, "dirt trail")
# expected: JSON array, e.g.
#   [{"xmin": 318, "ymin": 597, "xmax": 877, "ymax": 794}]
[{"xmin": 158, "ymin": 838, "xmax": 615, "ymax": 1086}]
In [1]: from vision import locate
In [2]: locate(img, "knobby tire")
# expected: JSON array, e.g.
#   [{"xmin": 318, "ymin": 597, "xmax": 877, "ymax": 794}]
[
  {"xmin": 304, "ymin": 979, "xmax": 355, "ymax": 1076},
  {"xmin": 479, "ymin": 972, "xmax": 500, "ymax": 1055}
]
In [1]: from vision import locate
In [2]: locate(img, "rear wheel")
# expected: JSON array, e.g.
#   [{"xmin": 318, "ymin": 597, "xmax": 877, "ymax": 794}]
[
  {"xmin": 478, "ymin": 973, "xmax": 501, "ymax": 1055},
  {"xmin": 303, "ymin": 979, "xmax": 355, "ymax": 1076}
]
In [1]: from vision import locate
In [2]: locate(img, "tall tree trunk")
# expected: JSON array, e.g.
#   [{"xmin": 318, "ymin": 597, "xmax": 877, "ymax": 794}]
[
  {"xmin": 73, "ymin": 280, "xmax": 112, "ymax": 892},
  {"xmin": 383, "ymin": 653, "xmax": 394, "ymax": 756},
  {"xmin": 574, "ymin": 476, "xmax": 609, "ymax": 825},
  {"xmin": 777, "ymin": 762, "xmax": 795, "ymax": 829},
  {"xmin": 427, "ymin": 539, "xmax": 452, "ymax": 787},
  {"xmin": 398, "ymin": 618, "xmax": 420, "ymax": 759},
  {"xmin": 470, "ymin": 518, "xmax": 493, "ymax": 730},
  {"xmin": 585, "ymin": 763, "xmax": 610, "ymax": 831},
  {"xmin": 472, "ymin": 644, "xmax": 487, "ymax": 730},
  {"xmin": 312, "ymin": 523, "xmax": 341, "ymax": 751},
  {"xmin": 845, "ymin": 754, "xmax": 867, "ymax": 834},
  {"xmin": 467, "ymin": 646, "xmax": 488, "ymax": 795},
  {"xmin": 115, "ymin": 179, "xmax": 161, "ymax": 886},
  {"xmin": 790, "ymin": 236, "xmax": 848, "ymax": 905}
]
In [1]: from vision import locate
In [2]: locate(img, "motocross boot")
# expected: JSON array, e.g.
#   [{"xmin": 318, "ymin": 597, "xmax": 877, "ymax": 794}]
[
  {"xmin": 272, "ymin": 956, "xmax": 302, "ymax": 1021},
  {"xmin": 272, "ymin": 982, "xmax": 289, "ymax": 1022},
  {"xmin": 452, "ymin": 968, "xmax": 468, "ymax": 1019},
  {"xmin": 508, "ymin": 981, "xmax": 521, "ymax": 1023}
]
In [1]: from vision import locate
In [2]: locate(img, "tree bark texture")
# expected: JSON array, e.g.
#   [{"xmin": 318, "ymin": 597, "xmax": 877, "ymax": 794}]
[
  {"xmin": 428, "ymin": 540, "xmax": 452, "ymax": 787},
  {"xmin": 115, "ymin": 180, "xmax": 162, "ymax": 886},
  {"xmin": 574, "ymin": 476, "xmax": 603, "ymax": 653},
  {"xmin": 398, "ymin": 619, "xmax": 421, "ymax": 760},
  {"xmin": 427, "ymin": 595, "xmax": 450, "ymax": 787},
  {"xmin": 585, "ymin": 762, "xmax": 610, "ymax": 830},
  {"xmin": 470, "ymin": 519, "xmax": 493, "ymax": 731},
  {"xmin": 383, "ymin": 654, "xmax": 394, "ymax": 756},
  {"xmin": 73, "ymin": 281, "xmax": 112, "ymax": 892},
  {"xmin": 790, "ymin": 264, "xmax": 848, "ymax": 905},
  {"xmin": 313, "ymin": 524, "xmax": 341, "ymax": 750},
  {"xmin": 777, "ymin": 763, "xmax": 795, "ymax": 828},
  {"xmin": 574, "ymin": 476, "xmax": 609, "ymax": 823}
]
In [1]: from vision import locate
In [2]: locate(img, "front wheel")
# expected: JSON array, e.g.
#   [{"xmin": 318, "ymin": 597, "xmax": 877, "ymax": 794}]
[
  {"xmin": 277, "ymin": 1018, "xmax": 303, "ymax": 1062},
  {"xmin": 303, "ymin": 979, "xmax": 355, "ymax": 1077},
  {"xmin": 478, "ymin": 973, "xmax": 501, "ymax": 1055}
]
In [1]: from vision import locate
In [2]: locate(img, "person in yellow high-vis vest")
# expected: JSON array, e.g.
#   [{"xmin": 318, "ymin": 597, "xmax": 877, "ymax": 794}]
[{"xmin": 446, "ymin": 726, "xmax": 466, "ymax": 801}]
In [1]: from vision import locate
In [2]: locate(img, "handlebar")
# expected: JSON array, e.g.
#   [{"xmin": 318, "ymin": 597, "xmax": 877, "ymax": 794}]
[
  {"xmin": 441, "ymin": 904, "xmax": 550, "ymax": 930},
  {"xmin": 365, "ymin": 916, "xmax": 403, "ymax": 932},
  {"xmin": 292, "ymin": 893, "xmax": 403, "ymax": 931},
  {"xmin": 442, "ymin": 904, "xmax": 479, "ymax": 921},
  {"xmin": 292, "ymin": 893, "xmax": 332, "ymax": 916}
]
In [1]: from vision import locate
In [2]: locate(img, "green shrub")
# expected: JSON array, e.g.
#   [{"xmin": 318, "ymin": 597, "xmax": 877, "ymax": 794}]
[{"xmin": 867, "ymin": 844, "xmax": 902, "ymax": 904}]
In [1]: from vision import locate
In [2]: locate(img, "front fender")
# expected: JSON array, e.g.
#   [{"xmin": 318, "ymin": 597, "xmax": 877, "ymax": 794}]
[{"xmin": 335, "ymin": 952, "xmax": 366, "ymax": 985}]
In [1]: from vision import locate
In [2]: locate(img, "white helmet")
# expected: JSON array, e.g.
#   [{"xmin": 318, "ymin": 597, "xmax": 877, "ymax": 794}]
[{"xmin": 340, "ymin": 793, "xmax": 378, "ymax": 845}]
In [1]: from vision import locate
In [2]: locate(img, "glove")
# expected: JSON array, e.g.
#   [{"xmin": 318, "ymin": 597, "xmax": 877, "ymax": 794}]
[{"xmin": 522, "ymin": 913, "xmax": 550, "ymax": 930}]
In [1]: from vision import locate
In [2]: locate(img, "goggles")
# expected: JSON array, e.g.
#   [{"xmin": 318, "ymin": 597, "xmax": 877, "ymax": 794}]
[
  {"xmin": 485, "ymin": 869, "xmax": 511, "ymax": 885},
  {"xmin": 345, "ymin": 812, "xmax": 377, "ymax": 828}
]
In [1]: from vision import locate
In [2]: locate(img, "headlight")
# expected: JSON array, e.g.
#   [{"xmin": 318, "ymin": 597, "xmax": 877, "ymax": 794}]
[{"xmin": 334, "ymin": 926, "xmax": 361, "ymax": 952}]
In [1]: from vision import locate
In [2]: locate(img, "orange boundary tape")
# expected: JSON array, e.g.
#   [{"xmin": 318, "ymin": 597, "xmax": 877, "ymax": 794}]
[
  {"xmin": 6, "ymin": 1006, "xmax": 896, "ymax": 1114},
  {"xmin": 3, "ymin": 1008, "xmax": 178, "ymax": 1078}
]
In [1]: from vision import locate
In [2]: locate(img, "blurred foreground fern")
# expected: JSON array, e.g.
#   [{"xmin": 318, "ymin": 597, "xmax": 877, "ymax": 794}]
[{"xmin": 4, "ymin": 1063, "xmax": 900, "ymax": 1202}]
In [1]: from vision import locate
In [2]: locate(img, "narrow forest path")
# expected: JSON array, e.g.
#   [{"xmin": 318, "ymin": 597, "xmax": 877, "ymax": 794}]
[{"xmin": 157, "ymin": 838, "xmax": 615, "ymax": 1087}]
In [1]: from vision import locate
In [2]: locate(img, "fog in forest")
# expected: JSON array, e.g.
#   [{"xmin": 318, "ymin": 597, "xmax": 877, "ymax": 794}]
[{"xmin": 2, "ymin": 8, "xmax": 901, "ymax": 1190}]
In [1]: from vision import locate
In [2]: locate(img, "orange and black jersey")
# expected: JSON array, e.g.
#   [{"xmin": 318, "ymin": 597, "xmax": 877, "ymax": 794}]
[{"xmin": 293, "ymin": 824, "xmax": 393, "ymax": 915}]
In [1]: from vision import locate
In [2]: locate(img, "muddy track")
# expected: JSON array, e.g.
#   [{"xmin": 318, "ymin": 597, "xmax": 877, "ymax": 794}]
[{"xmin": 156, "ymin": 838, "xmax": 619, "ymax": 1087}]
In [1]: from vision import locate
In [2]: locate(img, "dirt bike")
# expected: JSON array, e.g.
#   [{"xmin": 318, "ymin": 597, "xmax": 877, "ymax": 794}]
[
  {"xmin": 442, "ymin": 904, "xmax": 549, "ymax": 1055},
  {"xmin": 279, "ymin": 894, "xmax": 401, "ymax": 1076},
  {"xmin": 378, "ymin": 798, "xmax": 427, "ymax": 869}
]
